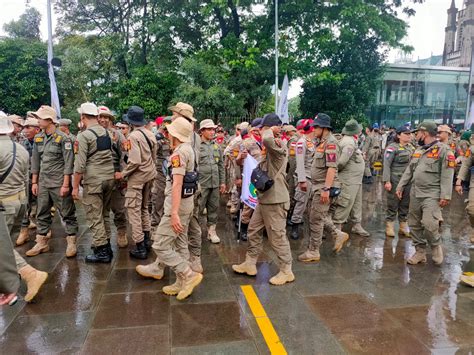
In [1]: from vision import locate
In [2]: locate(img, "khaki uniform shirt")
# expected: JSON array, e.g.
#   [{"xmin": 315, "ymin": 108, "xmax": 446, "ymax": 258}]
[
  {"xmin": 108, "ymin": 127, "xmax": 125, "ymax": 172},
  {"xmin": 397, "ymin": 141, "xmax": 455, "ymax": 200},
  {"xmin": 310, "ymin": 133, "xmax": 340, "ymax": 189},
  {"xmin": 242, "ymin": 135, "xmax": 263, "ymax": 162},
  {"xmin": 337, "ymin": 135, "xmax": 365, "ymax": 185},
  {"xmin": 295, "ymin": 135, "xmax": 315, "ymax": 182},
  {"xmin": 458, "ymin": 144, "xmax": 474, "ymax": 182},
  {"xmin": 31, "ymin": 129, "xmax": 74, "ymax": 188},
  {"xmin": 382, "ymin": 142, "xmax": 415, "ymax": 183},
  {"xmin": 199, "ymin": 140, "xmax": 224, "ymax": 189},
  {"xmin": 0, "ymin": 136, "xmax": 29, "ymax": 198},
  {"xmin": 163, "ymin": 143, "xmax": 195, "ymax": 215},
  {"xmin": 122, "ymin": 127, "xmax": 157, "ymax": 186},
  {"xmin": 156, "ymin": 135, "xmax": 171, "ymax": 175},
  {"xmin": 74, "ymin": 124, "xmax": 115, "ymax": 184},
  {"xmin": 257, "ymin": 129, "xmax": 289, "ymax": 205},
  {"xmin": 287, "ymin": 134, "xmax": 299, "ymax": 174}
]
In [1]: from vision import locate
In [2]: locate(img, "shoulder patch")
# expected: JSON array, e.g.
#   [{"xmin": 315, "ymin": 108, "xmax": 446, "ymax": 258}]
[
  {"xmin": 326, "ymin": 144, "xmax": 337, "ymax": 150},
  {"xmin": 73, "ymin": 140, "xmax": 79, "ymax": 154},
  {"xmin": 64, "ymin": 142, "xmax": 72, "ymax": 150},
  {"xmin": 55, "ymin": 135, "xmax": 62, "ymax": 143},
  {"xmin": 326, "ymin": 153, "xmax": 336, "ymax": 163},
  {"xmin": 466, "ymin": 149, "xmax": 471, "ymax": 157},
  {"xmin": 171, "ymin": 155, "xmax": 181, "ymax": 168}
]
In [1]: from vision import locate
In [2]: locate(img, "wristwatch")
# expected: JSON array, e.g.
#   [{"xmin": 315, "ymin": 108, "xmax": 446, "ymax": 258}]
[{"xmin": 322, "ymin": 187, "xmax": 331, "ymax": 192}]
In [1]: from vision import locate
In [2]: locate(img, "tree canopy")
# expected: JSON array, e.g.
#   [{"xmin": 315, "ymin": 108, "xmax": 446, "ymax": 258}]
[{"xmin": 0, "ymin": 1, "xmax": 423, "ymax": 129}]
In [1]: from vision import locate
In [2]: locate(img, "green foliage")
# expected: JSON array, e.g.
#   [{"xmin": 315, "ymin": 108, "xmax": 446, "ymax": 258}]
[
  {"xmin": 3, "ymin": 7, "xmax": 41, "ymax": 40},
  {"xmin": 0, "ymin": 38, "xmax": 49, "ymax": 114}
]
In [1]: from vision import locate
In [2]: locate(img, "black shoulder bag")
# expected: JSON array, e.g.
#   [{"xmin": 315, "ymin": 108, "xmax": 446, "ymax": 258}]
[
  {"xmin": 87, "ymin": 129, "xmax": 112, "ymax": 158},
  {"xmin": 251, "ymin": 155, "xmax": 286, "ymax": 193},
  {"xmin": 182, "ymin": 139, "xmax": 199, "ymax": 198}
]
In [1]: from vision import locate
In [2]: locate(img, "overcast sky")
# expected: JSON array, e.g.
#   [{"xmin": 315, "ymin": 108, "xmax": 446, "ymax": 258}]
[{"xmin": 0, "ymin": 0, "xmax": 457, "ymax": 97}]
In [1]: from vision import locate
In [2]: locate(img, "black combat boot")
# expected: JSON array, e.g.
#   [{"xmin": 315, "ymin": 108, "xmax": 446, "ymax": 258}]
[
  {"xmin": 240, "ymin": 223, "xmax": 249, "ymax": 241},
  {"xmin": 106, "ymin": 240, "xmax": 114, "ymax": 258},
  {"xmin": 143, "ymin": 231, "xmax": 152, "ymax": 252},
  {"xmin": 85, "ymin": 245, "xmax": 112, "ymax": 263},
  {"xmin": 290, "ymin": 223, "xmax": 300, "ymax": 240},
  {"xmin": 129, "ymin": 241, "xmax": 148, "ymax": 260}
]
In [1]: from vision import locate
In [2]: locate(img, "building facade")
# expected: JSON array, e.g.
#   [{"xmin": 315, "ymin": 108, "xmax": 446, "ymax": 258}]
[
  {"xmin": 368, "ymin": 64, "xmax": 469, "ymax": 128},
  {"xmin": 443, "ymin": 0, "xmax": 474, "ymax": 67}
]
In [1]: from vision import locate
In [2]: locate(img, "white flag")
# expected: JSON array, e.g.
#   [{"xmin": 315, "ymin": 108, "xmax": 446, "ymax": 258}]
[
  {"xmin": 278, "ymin": 74, "xmax": 289, "ymax": 124},
  {"xmin": 240, "ymin": 155, "xmax": 258, "ymax": 210},
  {"xmin": 47, "ymin": 0, "xmax": 61, "ymax": 118},
  {"xmin": 465, "ymin": 101, "xmax": 474, "ymax": 130}
]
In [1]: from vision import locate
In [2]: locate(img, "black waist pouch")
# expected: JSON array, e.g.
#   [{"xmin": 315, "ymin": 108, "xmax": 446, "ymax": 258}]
[
  {"xmin": 329, "ymin": 187, "xmax": 341, "ymax": 198},
  {"xmin": 182, "ymin": 171, "xmax": 199, "ymax": 198},
  {"xmin": 251, "ymin": 167, "xmax": 274, "ymax": 192}
]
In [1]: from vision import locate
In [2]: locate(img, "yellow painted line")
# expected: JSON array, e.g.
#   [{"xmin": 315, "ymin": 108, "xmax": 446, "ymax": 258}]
[{"xmin": 241, "ymin": 285, "xmax": 287, "ymax": 355}]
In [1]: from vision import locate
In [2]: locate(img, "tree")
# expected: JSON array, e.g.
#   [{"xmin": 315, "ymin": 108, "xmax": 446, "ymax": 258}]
[
  {"xmin": 3, "ymin": 7, "xmax": 42, "ymax": 40},
  {"xmin": 0, "ymin": 38, "xmax": 49, "ymax": 114}
]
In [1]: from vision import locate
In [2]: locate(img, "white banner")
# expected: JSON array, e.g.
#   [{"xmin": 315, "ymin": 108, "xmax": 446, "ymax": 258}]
[
  {"xmin": 278, "ymin": 74, "xmax": 289, "ymax": 124},
  {"xmin": 240, "ymin": 155, "xmax": 258, "ymax": 210},
  {"xmin": 465, "ymin": 101, "xmax": 474, "ymax": 130}
]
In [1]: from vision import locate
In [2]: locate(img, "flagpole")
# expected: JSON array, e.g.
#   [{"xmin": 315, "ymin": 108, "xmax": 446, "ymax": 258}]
[
  {"xmin": 47, "ymin": 0, "xmax": 61, "ymax": 118},
  {"xmin": 465, "ymin": 37, "xmax": 474, "ymax": 127},
  {"xmin": 275, "ymin": 0, "xmax": 279, "ymax": 112}
]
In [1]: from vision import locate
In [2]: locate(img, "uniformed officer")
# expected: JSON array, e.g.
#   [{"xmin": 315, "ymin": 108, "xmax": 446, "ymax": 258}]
[
  {"xmin": 289, "ymin": 119, "xmax": 315, "ymax": 240},
  {"xmin": 298, "ymin": 113, "xmax": 349, "ymax": 263},
  {"xmin": 232, "ymin": 113, "xmax": 295, "ymax": 286},
  {"xmin": 116, "ymin": 106, "xmax": 157, "ymax": 259},
  {"xmin": 455, "ymin": 136, "xmax": 474, "ymax": 244},
  {"xmin": 362, "ymin": 123, "xmax": 382, "ymax": 183},
  {"xmin": 8, "ymin": 114, "xmax": 24, "ymax": 143},
  {"xmin": 72, "ymin": 102, "xmax": 115, "ymax": 263},
  {"xmin": 149, "ymin": 117, "xmax": 203, "ymax": 300},
  {"xmin": 16, "ymin": 116, "xmax": 41, "ymax": 245},
  {"xmin": 397, "ymin": 121, "xmax": 455, "ymax": 265},
  {"xmin": 285, "ymin": 124, "xmax": 300, "ymax": 223},
  {"xmin": 97, "ymin": 106, "xmax": 128, "ymax": 248},
  {"xmin": 151, "ymin": 116, "xmax": 171, "ymax": 231},
  {"xmin": 437, "ymin": 125, "xmax": 452, "ymax": 146},
  {"xmin": 332, "ymin": 119, "xmax": 369, "ymax": 237},
  {"xmin": 0, "ymin": 116, "xmax": 48, "ymax": 302},
  {"xmin": 58, "ymin": 119, "xmax": 76, "ymax": 142},
  {"xmin": 383, "ymin": 126, "xmax": 415, "ymax": 238},
  {"xmin": 198, "ymin": 119, "xmax": 225, "ymax": 243},
  {"xmin": 27, "ymin": 105, "xmax": 78, "ymax": 258},
  {"xmin": 236, "ymin": 117, "xmax": 264, "ymax": 240}
]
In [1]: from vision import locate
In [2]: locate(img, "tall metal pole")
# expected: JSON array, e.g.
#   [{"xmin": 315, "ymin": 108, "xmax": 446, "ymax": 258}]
[
  {"xmin": 47, "ymin": 0, "xmax": 61, "ymax": 117},
  {"xmin": 275, "ymin": 0, "xmax": 279, "ymax": 112},
  {"xmin": 465, "ymin": 38, "xmax": 474, "ymax": 127}
]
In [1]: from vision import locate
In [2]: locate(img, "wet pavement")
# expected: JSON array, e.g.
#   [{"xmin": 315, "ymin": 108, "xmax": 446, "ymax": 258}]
[{"xmin": 1, "ymin": 180, "xmax": 474, "ymax": 354}]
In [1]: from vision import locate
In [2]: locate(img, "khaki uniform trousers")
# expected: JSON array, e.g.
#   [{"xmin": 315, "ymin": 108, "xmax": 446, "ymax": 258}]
[
  {"xmin": 36, "ymin": 185, "xmax": 78, "ymax": 236},
  {"xmin": 308, "ymin": 189, "xmax": 338, "ymax": 250},
  {"xmin": 408, "ymin": 193, "xmax": 442, "ymax": 249},
  {"xmin": 0, "ymin": 209, "xmax": 20, "ymax": 293},
  {"xmin": 110, "ymin": 181, "xmax": 127, "ymax": 232},
  {"xmin": 200, "ymin": 187, "xmax": 219, "ymax": 225},
  {"xmin": 332, "ymin": 183, "xmax": 362, "ymax": 225},
  {"xmin": 82, "ymin": 180, "xmax": 114, "ymax": 247},
  {"xmin": 151, "ymin": 171, "xmax": 166, "ymax": 227},
  {"xmin": 246, "ymin": 202, "xmax": 292, "ymax": 267},
  {"xmin": 241, "ymin": 204, "xmax": 254, "ymax": 225},
  {"xmin": 21, "ymin": 180, "xmax": 36, "ymax": 228},
  {"xmin": 2, "ymin": 196, "xmax": 28, "ymax": 269},
  {"xmin": 187, "ymin": 190, "xmax": 202, "ymax": 257},
  {"xmin": 465, "ymin": 185, "xmax": 474, "ymax": 227},
  {"xmin": 152, "ymin": 209, "xmax": 193, "ymax": 275},
  {"xmin": 291, "ymin": 179, "xmax": 312, "ymax": 224},
  {"xmin": 386, "ymin": 183, "xmax": 410, "ymax": 222},
  {"xmin": 125, "ymin": 181, "xmax": 152, "ymax": 243}
]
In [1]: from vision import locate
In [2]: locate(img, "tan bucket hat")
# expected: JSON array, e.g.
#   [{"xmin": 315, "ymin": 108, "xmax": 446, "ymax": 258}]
[
  {"xmin": 98, "ymin": 105, "xmax": 115, "ymax": 119},
  {"xmin": 169, "ymin": 102, "xmax": 196, "ymax": 122},
  {"xmin": 23, "ymin": 117, "xmax": 39, "ymax": 127},
  {"xmin": 32, "ymin": 105, "xmax": 58, "ymax": 123},
  {"xmin": 8, "ymin": 114, "xmax": 24, "ymax": 126},
  {"xmin": 199, "ymin": 119, "xmax": 217, "ymax": 131},
  {"xmin": 0, "ymin": 115, "xmax": 14, "ymax": 134},
  {"xmin": 167, "ymin": 116, "xmax": 192, "ymax": 143},
  {"xmin": 438, "ymin": 124, "xmax": 452, "ymax": 134},
  {"xmin": 77, "ymin": 102, "xmax": 99, "ymax": 116},
  {"xmin": 238, "ymin": 122, "xmax": 250, "ymax": 130}
]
